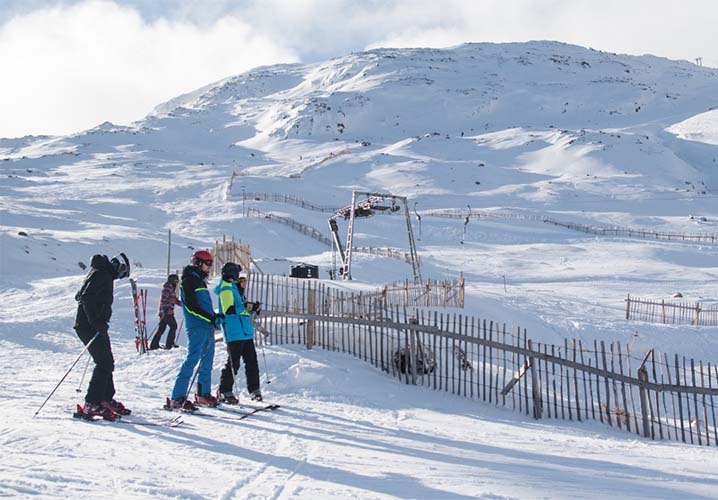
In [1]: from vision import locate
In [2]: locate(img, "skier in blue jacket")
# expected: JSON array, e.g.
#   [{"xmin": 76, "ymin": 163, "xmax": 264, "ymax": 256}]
[
  {"xmin": 215, "ymin": 262, "xmax": 262, "ymax": 404},
  {"xmin": 167, "ymin": 250, "xmax": 224, "ymax": 411}
]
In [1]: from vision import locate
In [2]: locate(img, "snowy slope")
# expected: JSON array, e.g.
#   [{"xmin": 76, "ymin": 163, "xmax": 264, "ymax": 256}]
[
  {"xmin": 4, "ymin": 329, "xmax": 718, "ymax": 499},
  {"xmin": 2, "ymin": 41, "xmax": 718, "ymax": 498}
]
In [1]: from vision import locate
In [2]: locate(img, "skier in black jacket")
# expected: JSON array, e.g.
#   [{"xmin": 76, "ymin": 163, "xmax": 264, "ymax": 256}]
[
  {"xmin": 74, "ymin": 252, "xmax": 130, "ymax": 420},
  {"xmin": 167, "ymin": 250, "xmax": 224, "ymax": 411}
]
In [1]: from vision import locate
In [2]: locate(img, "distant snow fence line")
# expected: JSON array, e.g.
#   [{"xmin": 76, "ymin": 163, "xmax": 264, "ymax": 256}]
[
  {"xmin": 241, "ymin": 273, "xmax": 718, "ymax": 447},
  {"xmin": 243, "ymin": 208, "xmax": 417, "ymax": 264},
  {"xmin": 241, "ymin": 191, "xmax": 340, "ymax": 213},
  {"xmin": 422, "ymin": 209, "xmax": 718, "ymax": 244},
  {"xmin": 625, "ymin": 295, "xmax": 718, "ymax": 327},
  {"xmin": 225, "ymin": 189, "xmax": 718, "ymax": 244}
]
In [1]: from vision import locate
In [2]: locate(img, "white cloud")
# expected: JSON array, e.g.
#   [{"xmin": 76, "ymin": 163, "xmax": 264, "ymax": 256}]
[
  {"xmin": 360, "ymin": 0, "xmax": 716, "ymax": 66},
  {"xmin": 0, "ymin": 0, "xmax": 297, "ymax": 138},
  {"xmin": 225, "ymin": 0, "xmax": 717, "ymax": 68}
]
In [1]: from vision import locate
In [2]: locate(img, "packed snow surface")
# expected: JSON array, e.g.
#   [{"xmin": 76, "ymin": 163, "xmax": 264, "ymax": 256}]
[{"xmin": 2, "ymin": 41, "xmax": 718, "ymax": 498}]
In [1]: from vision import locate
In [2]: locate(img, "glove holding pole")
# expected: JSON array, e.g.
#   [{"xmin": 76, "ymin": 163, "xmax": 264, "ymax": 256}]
[{"xmin": 247, "ymin": 301, "xmax": 262, "ymax": 315}]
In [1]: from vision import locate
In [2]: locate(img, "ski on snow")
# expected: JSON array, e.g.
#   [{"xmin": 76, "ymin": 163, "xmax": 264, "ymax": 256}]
[
  {"xmin": 162, "ymin": 399, "xmax": 280, "ymax": 422},
  {"xmin": 211, "ymin": 403, "xmax": 280, "ymax": 420},
  {"xmin": 73, "ymin": 405, "xmax": 184, "ymax": 427}
]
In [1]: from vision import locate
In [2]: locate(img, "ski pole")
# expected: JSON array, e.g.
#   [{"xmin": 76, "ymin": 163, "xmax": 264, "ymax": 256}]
[
  {"xmin": 228, "ymin": 343, "xmax": 240, "ymax": 396},
  {"xmin": 147, "ymin": 311, "xmax": 164, "ymax": 349},
  {"xmin": 146, "ymin": 322, "xmax": 160, "ymax": 348},
  {"xmin": 253, "ymin": 316, "xmax": 271, "ymax": 385},
  {"xmin": 259, "ymin": 337, "xmax": 271, "ymax": 385},
  {"xmin": 141, "ymin": 289, "xmax": 148, "ymax": 353},
  {"xmin": 75, "ymin": 354, "xmax": 92, "ymax": 393},
  {"xmin": 175, "ymin": 318, "xmax": 184, "ymax": 346},
  {"xmin": 34, "ymin": 332, "xmax": 100, "ymax": 418}
]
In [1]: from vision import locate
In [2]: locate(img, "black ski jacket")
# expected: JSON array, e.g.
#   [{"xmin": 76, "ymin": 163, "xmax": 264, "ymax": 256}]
[
  {"xmin": 74, "ymin": 254, "xmax": 115, "ymax": 332},
  {"xmin": 180, "ymin": 265, "xmax": 216, "ymax": 330}
]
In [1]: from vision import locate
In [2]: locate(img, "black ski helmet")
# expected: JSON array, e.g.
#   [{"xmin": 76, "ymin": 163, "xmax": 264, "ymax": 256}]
[
  {"xmin": 110, "ymin": 252, "xmax": 130, "ymax": 280},
  {"xmin": 221, "ymin": 262, "xmax": 241, "ymax": 281},
  {"xmin": 168, "ymin": 273, "xmax": 179, "ymax": 284}
]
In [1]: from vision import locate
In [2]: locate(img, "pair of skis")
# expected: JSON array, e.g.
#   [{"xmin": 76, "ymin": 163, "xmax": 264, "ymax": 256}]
[
  {"xmin": 130, "ymin": 278, "xmax": 149, "ymax": 354},
  {"xmin": 163, "ymin": 398, "xmax": 280, "ymax": 421},
  {"xmin": 73, "ymin": 404, "xmax": 183, "ymax": 427},
  {"xmin": 71, "ymin": 401, "xmax": 280, "ymax": 427}
]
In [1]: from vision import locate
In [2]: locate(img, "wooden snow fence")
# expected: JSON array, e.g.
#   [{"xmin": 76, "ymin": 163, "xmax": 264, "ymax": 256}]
[
  {"xmin": 543, "ymin": 219, "xmax": 718, "ymax": 244},
  {"xmin": 212, "ymin": 236, "xmax": 253, "ymax": 279},
  {"xmin": 222, "ymin": 190, "xmax": 718, "ymax": 244},
  {"xmin": 240, "ymin": 192, "xmax": 340, "ymax": 213},
  {"xmin": 364, "ymin": 275, "xmax": 465, "ymax": 308},
  {"xmin": 419, "ymin": 210, "xmax": 718, "ymax": 244},
  {"xmin": 246, "ymin": 208, "xmax": 333, "ymax": 246},
  {"xmin": 625, "ymin": 295, "xmax": 718, "ymax": 327},
  {"xmin": 247, "ymin": 274, "xmax": 718, "ymax": 446}
]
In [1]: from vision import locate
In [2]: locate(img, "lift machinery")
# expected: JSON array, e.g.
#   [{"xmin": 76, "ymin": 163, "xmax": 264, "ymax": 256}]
[{"xmin": 328, "ymin": 191, "xmax": 422, "ymax": 283}]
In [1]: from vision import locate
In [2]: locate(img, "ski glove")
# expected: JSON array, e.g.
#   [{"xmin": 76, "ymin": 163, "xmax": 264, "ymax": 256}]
[
  {"xmin": 251, "ymin": 302, "xmax": 262, "ymax": 315},
  {"xmin": 212, "ymin": 314, "xmax": 225, "ymax": 329}
]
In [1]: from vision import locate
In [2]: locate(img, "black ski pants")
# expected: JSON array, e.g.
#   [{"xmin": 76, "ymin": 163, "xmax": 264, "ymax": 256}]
[
  {"xmin": 75, "ymin": 325, "xmax": 115, "ymax": 404},
  {"xmin": 150, "ymin": 314, "xmax": 178, "ymax": 349},
  {"xmin": 219, "ymin": 339, "xmax": 260, "ymax": 395}
]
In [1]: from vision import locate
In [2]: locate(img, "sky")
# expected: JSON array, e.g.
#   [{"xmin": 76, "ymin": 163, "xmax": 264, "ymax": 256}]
[{"xmin": 0, "ymin": 0, "xmax": 716, "ymax": 138}]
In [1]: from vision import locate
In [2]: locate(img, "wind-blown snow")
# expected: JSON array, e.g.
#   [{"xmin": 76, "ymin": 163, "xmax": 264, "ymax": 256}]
[{"xmin": 2, "ymin": 41, "xmax": 718, "ymax": 498}]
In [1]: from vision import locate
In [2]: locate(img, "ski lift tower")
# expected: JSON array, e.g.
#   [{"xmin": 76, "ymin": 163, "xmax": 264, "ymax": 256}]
[{"xmin": 328, "ymin": 190, "xmax": 422, "ymax": 283}]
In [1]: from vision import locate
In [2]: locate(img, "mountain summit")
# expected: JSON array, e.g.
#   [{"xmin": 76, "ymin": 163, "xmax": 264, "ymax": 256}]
[{"xmin": 2, "ymin": 41, "xmax": 717, "ymax": 280}]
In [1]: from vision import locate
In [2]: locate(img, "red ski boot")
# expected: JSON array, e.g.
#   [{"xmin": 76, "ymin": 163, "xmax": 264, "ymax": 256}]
[
  {"xmin": 76, "ymin": 402, "xmax": 117, "ymax": 421},
  {"xmin": 102, "ymin": 399, "xmax": 131, "ymax": 416},
  {"xmin": 194, "ymin": 393, "xmax": 219, "ymax": 408}
]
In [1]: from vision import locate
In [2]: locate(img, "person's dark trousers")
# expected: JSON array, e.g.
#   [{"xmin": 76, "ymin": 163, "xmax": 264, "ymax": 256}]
[
  {"xmin": 150, "ymin": 315, "xmax": 178, "ymax": 349},
  {"xmin": 75, "ymin": 325, "xmax": 115, "ymax": 404},
  {"xmin": 219, "ymin": 339, "xmax": 259, "ymax": 394}
]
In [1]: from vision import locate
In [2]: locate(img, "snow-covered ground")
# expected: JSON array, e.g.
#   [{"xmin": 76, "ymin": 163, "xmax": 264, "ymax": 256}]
[
  {"xmin": 2, "ymin": 41, "xmax": 718, "ymax": 498},
  {"xmin": 5, "ymin": 330, "xmax": 718, "ymax": 499}
]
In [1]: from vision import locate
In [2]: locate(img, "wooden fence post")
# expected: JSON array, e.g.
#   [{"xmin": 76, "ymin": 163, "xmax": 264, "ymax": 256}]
[
  {"xmin": 306, "ymin": 282, "xmax": 316, "ymax": 349},
  {"xmin": 626, "ymin": 294, "xmax": 631, "ymax": 320},
  {"xmin": 638, "ymin": 367, "xmax": 652, "ymax": 438},
  {"xmin": 694, "ymin": 303, "xmax": 701, "ymax": 326},
  {"xmin": 528, "ymin": 339, "xmax": 542, "ymax": 419},
  {"xmin": 638, "ymin": 349, "xmax": 653, "ymax": 439},
  {"xmin": 409, "ymin": 318, "xmax": 418, "ymax": 385}
]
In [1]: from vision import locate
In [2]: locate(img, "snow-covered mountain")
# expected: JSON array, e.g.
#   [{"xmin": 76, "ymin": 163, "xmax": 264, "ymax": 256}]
[{"xmin": 2, "ymin": 41, "xmax": 718, "ymax": 498}]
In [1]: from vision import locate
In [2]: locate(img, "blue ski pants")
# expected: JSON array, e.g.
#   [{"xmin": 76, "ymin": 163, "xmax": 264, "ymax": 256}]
[{"xmin": 171, "ymin": 326, "xmax": 215, "ymax": 400}]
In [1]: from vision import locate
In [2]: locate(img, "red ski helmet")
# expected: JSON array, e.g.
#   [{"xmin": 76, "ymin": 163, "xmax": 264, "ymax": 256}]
[{"xmin": 191, "ymin": 250, "xmax": 213, "ymax": 267}]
